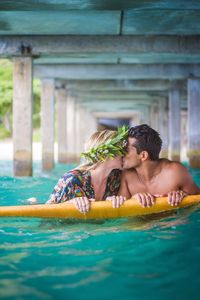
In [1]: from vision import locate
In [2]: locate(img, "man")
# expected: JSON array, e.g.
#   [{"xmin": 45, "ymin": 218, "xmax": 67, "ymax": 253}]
[{"xmin": 118, "ymin": 124, "xmax": 200, "ymax": 207}]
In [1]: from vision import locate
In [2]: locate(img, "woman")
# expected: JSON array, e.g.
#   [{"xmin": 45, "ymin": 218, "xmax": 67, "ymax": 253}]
[{"xmin": 46, "ymin": 127, "xmax": 128, "ymax": 213}]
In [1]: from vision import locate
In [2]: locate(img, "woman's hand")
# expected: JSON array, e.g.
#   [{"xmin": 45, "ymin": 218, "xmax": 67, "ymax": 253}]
[
  {"xmin": 132, "ymin": 193, "xmax": 155, "ymax": 207},
  {"xmin": 46, "ymin": 195, "xmax": 57, "ymax": 204},
  {"xmin": 106, "ymin": 196, "xmax": 126, "ymax": 208},
  {"xmin": 68, "ymin": 197, "xmax": 94, "ymax": 214},
  {"xmin": 167, "ymin": 190, "xmax": 187, "ymax": 206}
]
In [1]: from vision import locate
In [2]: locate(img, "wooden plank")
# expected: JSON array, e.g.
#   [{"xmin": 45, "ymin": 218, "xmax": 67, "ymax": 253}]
[
  {"xmin": 93, "ymin": 111, "xmax": 139, "ymax": 118},
  {"xmin": 84, "ymin": 103, "xmax": 150, "ymax": 112},
  {"xmin": 121, "ymin": 53, "xmax": 200, "ymax": 64},
  {"xmin": 1, "ymin": 0, "xmax": 200, "ymax": 10},
  {"xmin": 0, "ymin": 11, "xmax": 120, "ymax": 35},
  {"xmin": 57, "ymin": 79, "xmax": 185, "ymax": 91},
  {"xmin": 34, "ymin": 64, "xmax": 200, "ymax": 80},
  {"xmin": 123, "ymin": 9, "xmax": 200, "ymax": 34},
  {"xmin": 35, "ymin": 53, "xmax": 118, "ymax": 64},
  {"xmin": 75, "ymin": 91, "xmax": 166, "ymax": 100},
  {"xmin": 1, "ymin": 36, "xmax": 200, "ymax": 56},
  {"xmin": 34, "ymin": 53, "xmax": 200, "ymax": 65}
]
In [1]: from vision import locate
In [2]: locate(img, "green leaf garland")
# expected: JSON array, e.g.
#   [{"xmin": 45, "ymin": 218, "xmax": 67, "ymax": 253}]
[{"xmin": 81, "ymin": 126, "xmax": 129, "ymax": 164}]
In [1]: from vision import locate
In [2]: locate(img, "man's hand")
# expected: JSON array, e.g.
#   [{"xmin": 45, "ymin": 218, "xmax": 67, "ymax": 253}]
[
  {"xmin": 132, "ymin": 193, "xmax": 155, "ymax": 207},
  {"xmin": 68, "ymin": 197, "xmax": 94, "ymax": 214},
  {"xmin": 106, "ymin": 196, "xmax": 126, "ymax": 208},
  {"xmin": 167, "ymin": 190, "xmax": 187, "ymax": 206}
]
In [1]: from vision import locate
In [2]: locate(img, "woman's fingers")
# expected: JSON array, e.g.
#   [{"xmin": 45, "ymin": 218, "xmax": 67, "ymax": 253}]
[
  {"xmin": 106, "ymin": 196, "xmax": 115, "ymax": 207},
  {"xmin": 119, "ymin": 195, "xmax": 126, "ymax": 206},
  {"xmin": 71, "ymin": 197, "xmax": 90, "ymax": 213},
  {"xmin": 106, "ymin": 196, "xmax": 126, "ymax": 208},
  {"xmin": 112, "ymin": 196, "xmax": 126, "ymax": 208},
  {"xmin": 80, "ymin": 197, "xmax": 90, "ymax": 213},
  {"xmin": 73, "ymin": 198, "xmax": 81, "ymax": 211},
  {"xmin": 115, "ymin": 196, "xmax": 120, "ymax": 208}
]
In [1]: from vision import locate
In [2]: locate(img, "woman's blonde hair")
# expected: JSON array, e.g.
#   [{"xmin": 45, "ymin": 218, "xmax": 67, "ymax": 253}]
[{"xmin": 78, "ymin": 129, "xmax": 117, "ymax": 171}]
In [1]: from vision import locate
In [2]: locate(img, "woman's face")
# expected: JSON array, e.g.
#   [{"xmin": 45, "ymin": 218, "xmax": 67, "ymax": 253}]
[{"xmin": 107, "ymin": 156, "xmax": 123, "ymax": 169}]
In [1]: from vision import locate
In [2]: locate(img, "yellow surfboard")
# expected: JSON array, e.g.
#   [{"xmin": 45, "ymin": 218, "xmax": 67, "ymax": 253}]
[{"xmin": 0, "ymin": 195, "xmax": 200, "ymax": 219}]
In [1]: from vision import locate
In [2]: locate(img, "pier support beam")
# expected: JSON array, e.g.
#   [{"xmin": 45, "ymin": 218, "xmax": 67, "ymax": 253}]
[
  {"xmin": 75, "ymin": 103, "xmax": 81, "ymax": 161},
  {"xmin": 159, "ymin": 99, "xmax": 169, "ymax": 158},
  {"xmin": 56, "ymin": 88, "xmax": 68, "ymax": 163},
  {"xmin": 13, "ymin": 57, "xmax": 33, "ymax": 176},
  {"xmin": 66, "ymin": 94, "xmax": 77, "ymax": 163},
  {"xmin": 169, "ymin": 88, "xmax": 181, "ymax": 161},
  {"xmin": 41, "ymin": 79, "xmax": 55, "ymax": 170},
  {"xmin": 87, "ymin": 112, "xmax": 98, "ymax": 138},
  {"xmin": 130, "ymin": 112, "xmax": 141, "ymax": 127},
  {"xmin": 187, "ymin": 78, "xmax": 200, "ymax": 168},
  {"xmin": 181, "ymin": 110, "xmax": 188, "ymax": 162},
  {"xmin": 140, "ymin": 106, "xmax": 150, "ymax": 124},
  {"xmin": 75, "ymin": 104, "xmax": 86, "ymax": 159},
  {"xmin": 150, "ymin": 104, "xmax": 159, "ymax": 131}
]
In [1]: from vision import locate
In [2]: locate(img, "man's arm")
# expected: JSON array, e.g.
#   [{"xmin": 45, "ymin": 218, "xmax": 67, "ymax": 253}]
[
  {"xmin": 167, "ymin": 162, "xmax": 200, "ymax": 206},
  {"xmin": 174, "ymin": 163, "xmax": 200, "ymax": 194}
]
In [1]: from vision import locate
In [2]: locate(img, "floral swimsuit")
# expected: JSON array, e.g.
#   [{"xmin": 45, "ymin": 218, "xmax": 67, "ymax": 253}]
[{"xmin": 49, "ymin": 169, "xmax": 122, "ymax": 203}]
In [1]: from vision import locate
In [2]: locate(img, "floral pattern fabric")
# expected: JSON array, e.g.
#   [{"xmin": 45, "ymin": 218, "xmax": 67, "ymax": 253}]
[{"xmin": 49, "ymin": 169, "xmax": 121, "ymax": 203}]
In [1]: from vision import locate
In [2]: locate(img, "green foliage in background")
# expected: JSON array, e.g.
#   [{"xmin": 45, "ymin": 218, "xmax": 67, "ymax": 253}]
[
  {"xmin": 0, "ymin": 59, "xmax": 13, "ymax": 138},
  {"xmin": 0, "ymin": 59, "xmax": 41, "ymax": 140},
  {"xmin": 33, "ymin": 79, "xmax": 41, "ymax": 129}
]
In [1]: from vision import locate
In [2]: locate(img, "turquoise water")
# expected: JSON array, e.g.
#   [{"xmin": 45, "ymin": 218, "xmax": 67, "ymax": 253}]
[{"xmin": 0, "ymin": 161, "xmax": 200, "ymax": 300}]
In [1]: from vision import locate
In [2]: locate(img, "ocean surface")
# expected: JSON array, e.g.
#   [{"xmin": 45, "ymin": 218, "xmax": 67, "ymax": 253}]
[{"xmin": 0, "ymin": 161, "xmax": 200, "ymax": 300}]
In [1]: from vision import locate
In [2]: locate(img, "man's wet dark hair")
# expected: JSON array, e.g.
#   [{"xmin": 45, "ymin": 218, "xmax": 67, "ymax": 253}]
[{"xmin": 128, "ymin": 124, "xmax": 162, "ymax": 160}]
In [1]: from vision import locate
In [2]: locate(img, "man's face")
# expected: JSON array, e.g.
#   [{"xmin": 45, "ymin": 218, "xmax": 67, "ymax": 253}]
[{"xmin": 122, "ymin": 137, "xmax": 141, "ymax": 169}]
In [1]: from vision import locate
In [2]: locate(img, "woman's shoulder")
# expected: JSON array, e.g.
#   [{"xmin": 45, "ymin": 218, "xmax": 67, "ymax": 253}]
[{"xmin": 60, "ymin": 169, "xmax": 88, "ymax": 182}]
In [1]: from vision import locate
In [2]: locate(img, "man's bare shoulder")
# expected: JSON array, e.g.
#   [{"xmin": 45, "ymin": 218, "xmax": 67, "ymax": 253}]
[
  {"xmin": 159, "ymin": 159, "xmax": 189, "ymax": 175},
  {"xmin": 157, "ymin": 159, "xmax": 191, "ymax": 184},
  {"xmin": 159, "ymin": 159, "xmax": 200, "ymax": 193}
]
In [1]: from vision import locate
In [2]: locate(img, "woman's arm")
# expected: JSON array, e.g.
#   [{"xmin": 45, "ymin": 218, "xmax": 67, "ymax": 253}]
[
  {"xmin": 46, "ymin": 171, "xmax": 94, "ymax": 213},
  {"xmin": 47, "ymin": 175, "xmax": 70, "ymax": 204}
]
